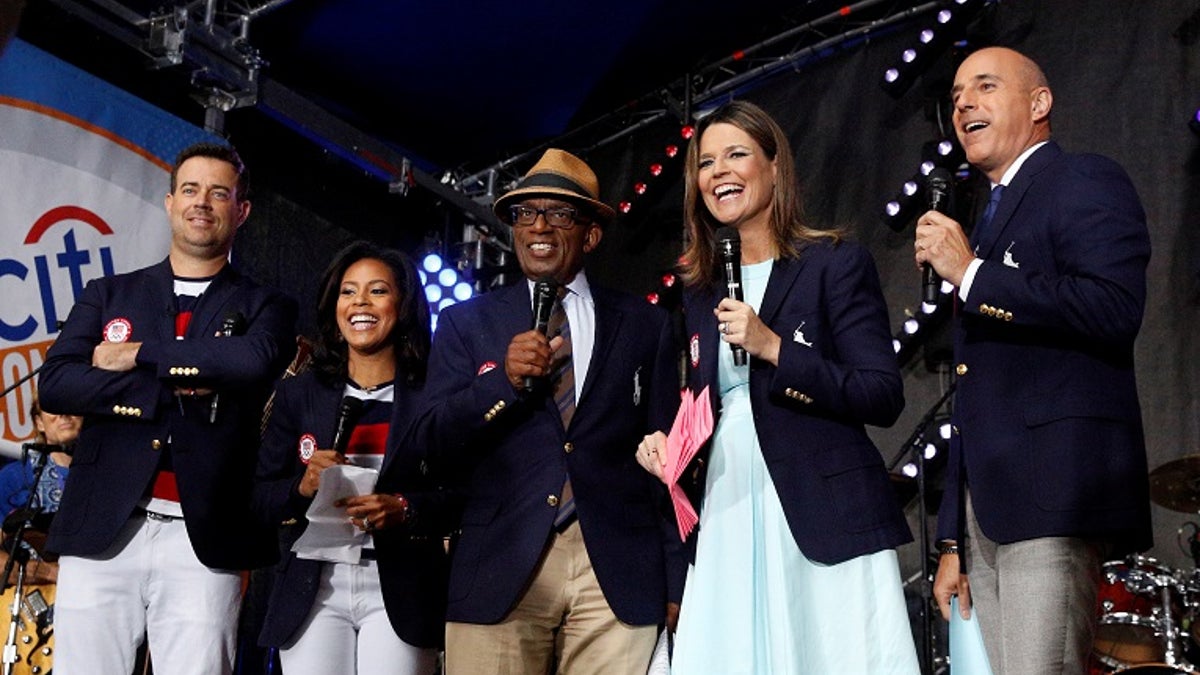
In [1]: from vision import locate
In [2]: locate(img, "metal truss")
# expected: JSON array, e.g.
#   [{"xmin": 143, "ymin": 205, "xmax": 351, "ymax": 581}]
[
  {"xmin": 448, "ymin": 0, "xmax": 943, "ymax": 202},
  {"xmin": 42, "ymin": 0, "xmax": 506, "ymax": 233}
]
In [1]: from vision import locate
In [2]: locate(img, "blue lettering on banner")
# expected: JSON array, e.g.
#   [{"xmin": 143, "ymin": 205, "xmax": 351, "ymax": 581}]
[{"xmin": 0, "ymin": 217, "xmax": 115, "ymax": 343}]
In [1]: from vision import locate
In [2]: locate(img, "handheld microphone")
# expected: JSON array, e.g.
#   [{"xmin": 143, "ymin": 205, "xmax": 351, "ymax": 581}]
[
  {"xmin": 524, "ymin": 276, "xmax": 559, "ymax": 391},
  {"xmin": 331, "ymin": 396, "xmax": 365, "ymax": 455},
  {"xmin": 210, "ymin": 311, "xmax": 247, "ymax": 423},
  {"xmin": 923, "ymin": 168, "xmax": 953, "ymax": 305},
  {"xmin": 715, "ymin": 227, "xmax": 747, "ymax": 366}
]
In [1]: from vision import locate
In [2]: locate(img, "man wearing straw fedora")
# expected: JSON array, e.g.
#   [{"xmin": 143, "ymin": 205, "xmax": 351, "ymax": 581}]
[{"xmin": 406, "ymin": 148, "xmax": 681, "ymax": 673}]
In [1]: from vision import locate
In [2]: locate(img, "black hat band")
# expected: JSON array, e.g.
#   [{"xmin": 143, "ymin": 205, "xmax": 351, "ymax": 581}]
[{"xmin": 515, "ymin": 173, "xmax": 595, "ymax": 200}]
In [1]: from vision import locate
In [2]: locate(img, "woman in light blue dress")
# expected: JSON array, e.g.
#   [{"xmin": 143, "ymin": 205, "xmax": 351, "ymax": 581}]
[{"xmin": 636, "ymin": 101, "xmax": 919, "ymax": 674}]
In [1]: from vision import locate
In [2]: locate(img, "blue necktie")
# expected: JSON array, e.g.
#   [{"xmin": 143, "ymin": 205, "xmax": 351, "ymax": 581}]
[{"xmin": 973, "ymin": 184, "xmax": 1005, "ymax": 243}]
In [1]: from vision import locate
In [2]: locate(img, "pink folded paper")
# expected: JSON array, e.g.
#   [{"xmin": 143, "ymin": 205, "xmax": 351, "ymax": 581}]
[{"xmin": 664, "ymin": 386, "xmax": 713, "ymax": 541}]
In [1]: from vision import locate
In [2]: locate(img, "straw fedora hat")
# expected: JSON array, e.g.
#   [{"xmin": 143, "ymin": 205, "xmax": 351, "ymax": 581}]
[{"xmin": 493, "ymin": 148, "xmax": 616, "ymax": 224}]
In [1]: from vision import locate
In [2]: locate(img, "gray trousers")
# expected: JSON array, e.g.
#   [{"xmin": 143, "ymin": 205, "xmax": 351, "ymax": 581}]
[{"xmin": 964, "ymin": 494, "xmax": 1104, "ymax": 675}]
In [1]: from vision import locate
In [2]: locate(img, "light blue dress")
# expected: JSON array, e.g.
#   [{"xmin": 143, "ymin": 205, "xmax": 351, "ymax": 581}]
[{"xmin": 671, "ymin": 259, "xmax": 919, "ymax": 675}]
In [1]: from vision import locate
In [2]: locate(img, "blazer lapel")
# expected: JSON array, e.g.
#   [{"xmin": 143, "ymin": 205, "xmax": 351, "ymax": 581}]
[
  {"xmin": 977, "ymin": 142, "xmax": 1061, "ymax": 258},
  {"xmin": 148, "ymin": 259, "xmax": 178, "ymax": 344},
  {"xmin": 757, "ymin": 254, "xmax": 802, "ymax": 326},
  {"xmin": 187, "ymin": 266, "xmax": 241, "ymax": 339},
  {"xmin": 577, "ymin": 287, "xmax": 621, "ymax": 413}
]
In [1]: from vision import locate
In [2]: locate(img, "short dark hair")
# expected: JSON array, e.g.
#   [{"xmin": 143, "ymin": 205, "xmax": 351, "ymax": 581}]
[
  {"xmin": 169, "ymin": 142, "xmax": 250, "ymax": 201},
  {"xmin": 310, "ymin": 241, "xmax": 431, "ymax": 387}
]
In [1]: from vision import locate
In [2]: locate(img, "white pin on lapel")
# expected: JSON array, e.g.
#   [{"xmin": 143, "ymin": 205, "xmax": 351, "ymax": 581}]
[
  {"xmin": 1003, "ymin": 241, "xmax": 1020, "ymax": 269},
  {"xmin": 633, "ymin": 366, "xmax": 642, "ymax": 406},
  {"xmin": 792, "ymin": 321, "xmax": 814, "ymax": 347}
]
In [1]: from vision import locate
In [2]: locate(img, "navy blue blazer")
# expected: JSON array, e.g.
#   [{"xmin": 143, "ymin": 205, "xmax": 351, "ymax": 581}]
[
  {"xmin": 253, "ymin": 370, "xmax": 460, "ymax": 649},
  {"xmin": 679, "ymin": 240, "xmax": 912, "ymax": 565},
  {"xmin": 39, "ymin": 258, "xmax": 296, "ymax": 570},
  {"xmin": 407, "ymin": 280, "xmax": 681, "ymax": 626},
  {"xmin": 936, "ymin": 142, "xmax": 1152, "ymax": 552}
]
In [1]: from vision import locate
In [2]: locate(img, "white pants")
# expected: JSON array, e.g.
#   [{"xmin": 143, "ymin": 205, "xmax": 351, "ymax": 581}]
[
  {"xmin": 280, "ymin": 558, "xmax": 438, "ymax": 675},
  {"xmin": 54, "ymin": 513, "xmax": 242, "ymax": 675}
]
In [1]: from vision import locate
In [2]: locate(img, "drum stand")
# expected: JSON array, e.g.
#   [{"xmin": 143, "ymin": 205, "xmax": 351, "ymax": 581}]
[
  {"xmin": 1158, "ymin": 581, "xmax": 1192, "ymax": 671},
  {"xmin": 0, "ymin": 445, "xmax": 51, "ymax": 675}
]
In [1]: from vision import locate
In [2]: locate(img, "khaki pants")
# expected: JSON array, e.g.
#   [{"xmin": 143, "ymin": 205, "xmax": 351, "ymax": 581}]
[{"xmin": 445, "ymin": 520, "xmax": 658, "ymax": 675}]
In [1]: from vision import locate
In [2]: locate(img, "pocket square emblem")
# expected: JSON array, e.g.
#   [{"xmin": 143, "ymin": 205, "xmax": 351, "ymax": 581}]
[
  {"xmin": 1003, "ymin": 241, "xmax": 1020, "ymax": 269},
  {"xmin": 792, "ymin": 321, "xmax": 814, "ymax": 347}
]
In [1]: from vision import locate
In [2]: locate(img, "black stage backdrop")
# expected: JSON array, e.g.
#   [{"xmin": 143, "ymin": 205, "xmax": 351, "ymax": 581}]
[{"xmin": 230, "ymin": 0, "xmax": 1200, "ymax": 575}]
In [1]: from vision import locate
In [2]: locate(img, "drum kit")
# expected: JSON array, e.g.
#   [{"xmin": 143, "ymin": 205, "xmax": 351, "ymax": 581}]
[
  {"xmin": 1091, "ymin": 456, "xmax": 1200, "ymax": 674},
  {"xmin": 0, "ymin": 510, "xmax": 56, "ymax": 675}
]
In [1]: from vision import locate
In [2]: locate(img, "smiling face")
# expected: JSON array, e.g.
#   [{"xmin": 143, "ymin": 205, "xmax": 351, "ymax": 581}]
[
  {"xmin": 696, "ymin": 122, "xmax": 778, "ymax": 233},
  {"xmin": 951, "ymin": 47, "xmax": 1052, "ymax": 183},
  {"xmin": 336, "ymin": 257, "xmax": 400, "ymax": 358},
  {"xmin": 164, "ymin": 156, "xmax": 250, "ymax": 264},
  {"xmin": 511, "ymin": 197, "xmax": 602, "ymax": 284}
]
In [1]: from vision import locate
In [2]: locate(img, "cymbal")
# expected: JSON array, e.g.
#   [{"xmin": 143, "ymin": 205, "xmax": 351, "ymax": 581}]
[{"xmin": 1149, "ymin": 455, "xmax": 1200, "ymax": 512}]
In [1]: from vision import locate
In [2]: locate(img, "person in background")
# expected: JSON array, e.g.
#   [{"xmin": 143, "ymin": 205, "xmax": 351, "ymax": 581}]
[
  {"xmin": 917, "ymin": 46, "xmax": 1151, "ymax": 674},
  {"xmin": 37, "ymin": 141, "xmax": 297, "ymax": 675},
  {"xmin": 254, "ymin": 241, "xmax": 459, "ymax": 675},
  {"xmin": 0, "ymin": 394, "xmax": 81, "ymax": 518},
  {"xmin": 0, "ymin": 393, "xmax": 82, "ymax": 585},
  {"xmin": 637, "ymin": 100, "xmax": 919, "ymax": 674},
  {"xmin": 410, "ymin": 149, "xmax": 681, "ymax": 674}
]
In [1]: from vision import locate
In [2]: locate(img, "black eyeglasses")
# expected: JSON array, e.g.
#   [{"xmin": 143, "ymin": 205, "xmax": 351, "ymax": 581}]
[{"xmin": 509, "ymin": 205, "xmax": 586, "ymax": 229}]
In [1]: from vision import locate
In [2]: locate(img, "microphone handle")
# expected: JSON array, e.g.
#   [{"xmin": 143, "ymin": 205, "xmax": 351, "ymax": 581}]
[
  {"xmin": 922, "ymin": 264, "xmax": 940, "ymax": 305},
  {"xmin": 723, "ymin": 260, "xmax": 748, "ymax": 366},
  {"xmin": 524, "ymin": 287, "xmax": 556, "ymax": 391}
]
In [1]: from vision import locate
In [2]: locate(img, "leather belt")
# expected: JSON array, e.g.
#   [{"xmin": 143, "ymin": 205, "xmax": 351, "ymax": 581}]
[{"xmin": 138, "ymin": 508, "xmax": 182, "ymax": 522}]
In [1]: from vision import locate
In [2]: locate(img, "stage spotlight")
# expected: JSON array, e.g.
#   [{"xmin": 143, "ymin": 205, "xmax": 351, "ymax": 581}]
[
  {"xmin": 903, "ymin": 318, "xmax": 920, "ymax": 335},
  {"xmin": 880, "ymin": 0, "xmax": 989, "ymax": 99},
  {"xmin": 902, "ymin": 462, "xmax": 918, "ymax": 478},
  {"xmin": 922, "ymin": 138, "xmax": 965, "ymax": 171},
  {"xmin": 437, "ymin": 268, "xmax": 457, "ymax": 288},
  {"xmin": 424, "ymin": 284, "xmax": 443, "ymax": 303},
  {"xmin": 882, "ymin": 177, "xmax": 924, "ymax": 230},
  {"xmin": 437, "ymin": 298, "xmax": 456, "ymax": 312},
  {"xmin": 924, "ymin": 442, "xmax": 938, "ymax": 460},
  {"xmin": 422, "ymin": 253, "xmax": 443, "ymax": 274},
  {"xmin": 453, "ymin": 281, "xmax": 474, "ymax": 302},
  {"xmin": 939, "ymin": 421, "xmax": 953, "ymax": 440}
]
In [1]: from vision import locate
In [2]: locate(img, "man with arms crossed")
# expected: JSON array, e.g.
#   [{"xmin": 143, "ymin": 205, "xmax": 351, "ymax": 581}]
[{"xmin": 39, "ymin": 142, "xmax": 296, "ymax": 675}]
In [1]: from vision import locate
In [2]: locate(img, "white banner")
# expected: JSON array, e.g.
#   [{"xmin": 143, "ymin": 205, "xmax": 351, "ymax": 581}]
[{"xmin": 0, "ymin": 39, "xmax": 216, "ymax": 457}]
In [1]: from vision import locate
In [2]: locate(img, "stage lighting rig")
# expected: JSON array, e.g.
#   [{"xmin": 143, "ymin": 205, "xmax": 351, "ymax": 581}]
[{"xmin": 880, "ymin": 0, "xmax": 991, "ymax": 99}]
